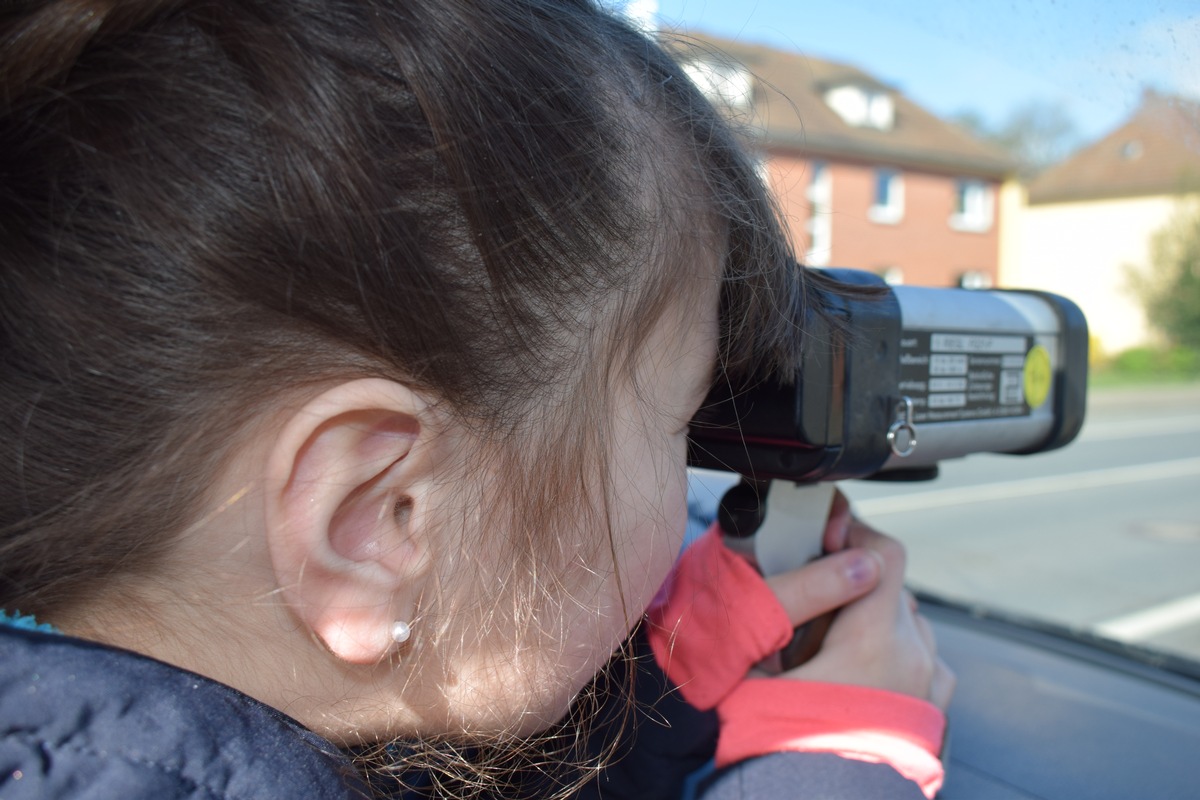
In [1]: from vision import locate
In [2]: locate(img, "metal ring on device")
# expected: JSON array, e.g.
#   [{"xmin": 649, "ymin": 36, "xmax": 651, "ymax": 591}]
[{"xmin": 887, "ymin": 396, "xmax": 918, "ymax": 457}]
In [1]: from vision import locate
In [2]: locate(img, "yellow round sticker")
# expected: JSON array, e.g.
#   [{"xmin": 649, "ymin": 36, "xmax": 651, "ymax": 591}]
[{"xmin": 1023, "ymin": 345, "xmax": 1052, "ymax": 409}]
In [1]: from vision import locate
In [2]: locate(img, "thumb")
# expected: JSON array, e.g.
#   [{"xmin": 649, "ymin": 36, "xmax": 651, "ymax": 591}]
[{"xmin": 765, "ymin": 548, "xmax": 882, "ymax": 628}]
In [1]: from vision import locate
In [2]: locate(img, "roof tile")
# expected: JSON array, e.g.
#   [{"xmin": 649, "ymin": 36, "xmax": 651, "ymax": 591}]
[
  {"xmin": 1027, "ymin": 90, "xmax": 1200, "ymax": 204},
  {"xmin": 668, "ymin": 32, "xmax": 1014, "ymax": 177}
]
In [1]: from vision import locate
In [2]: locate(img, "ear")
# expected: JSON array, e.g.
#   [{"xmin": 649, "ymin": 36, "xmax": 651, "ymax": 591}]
[{"xmin": 265, "ymin": 378, "xmax": 438, "ymax": 664}]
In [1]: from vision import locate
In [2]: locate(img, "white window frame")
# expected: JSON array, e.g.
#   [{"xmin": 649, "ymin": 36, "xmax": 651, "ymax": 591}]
[
  {"xmin": 869, "ymin": 168, "xmax": 904, "ymax": 225},
  {"xmin": 681, "ymin": 59, "xmax": 754, "ymax": 111},
  {"xmin": 805, "ymin": 161, "xmax": 832, "ymax": 266},
  {"xmin": 957, "ymin": 270, "xmax": 993, "ymax": 289},
  {"xmin": 949, "ymin": 179, "xmax": 994, "ymax": 232}
]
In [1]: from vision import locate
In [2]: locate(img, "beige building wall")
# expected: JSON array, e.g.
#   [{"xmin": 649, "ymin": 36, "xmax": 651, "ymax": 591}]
[
  {"xmin": 1003, "ymin": 195, "xmax": 1179, "ymax": 356},
  {"xmin": 996, "ymin": 179, "xmax": 1026, "ymax": 287}
]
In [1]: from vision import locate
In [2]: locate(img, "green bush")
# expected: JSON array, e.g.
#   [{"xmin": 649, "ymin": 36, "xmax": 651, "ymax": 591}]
[
  {"xmin": 1111, "ymin": 347, "xmax": 1158, "ymax": 374},
  {"xmin": 1096, "ymin": 345, "xmax": 1200, "ymax": 384},
  {"xmin": 1128, "ymin": 198, "xmax": 1200, "ymax": 351},
  {"xmin": 1163, "ymin": 346, "xmax": 1200, "ymax": 374}
]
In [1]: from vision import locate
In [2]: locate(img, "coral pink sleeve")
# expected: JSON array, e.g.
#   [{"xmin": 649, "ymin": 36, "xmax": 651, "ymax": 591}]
[
  {"xmin": 715, "ymin": 678, "xmax": 947, "ymax": 799},
  {"xmin": 644, "ymin": 526, "xmax": 793, "ymax": 710},
  {"xmin": 645, "ymin": 525, "xmax": 947, "ymax": 797}
]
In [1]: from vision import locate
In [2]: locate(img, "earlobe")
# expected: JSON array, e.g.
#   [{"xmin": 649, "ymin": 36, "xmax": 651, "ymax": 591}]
[{"xmin": 265, "ymin": 379, "xmax": 437, "ymax": 664}]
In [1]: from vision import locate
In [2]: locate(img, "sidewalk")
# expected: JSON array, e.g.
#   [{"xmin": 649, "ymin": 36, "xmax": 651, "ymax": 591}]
[{"xmin": 1088, "ymin": 381, "xmax": 1200, "ymax": 411}]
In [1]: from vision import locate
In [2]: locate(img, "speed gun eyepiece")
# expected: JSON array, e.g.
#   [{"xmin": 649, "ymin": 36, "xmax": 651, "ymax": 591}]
[{"xmin": 688, "ymin": 268, "xmax": 1089, "ymax": 483}]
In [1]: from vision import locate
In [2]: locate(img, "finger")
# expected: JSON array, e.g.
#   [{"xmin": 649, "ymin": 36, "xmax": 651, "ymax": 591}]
[
  {"xmin": 846, "ymin": 523, "xmax": 908, "ymax": 595},
  {"xmin": 929, "ymin": 657, "xmax": 956, "ymax": 711},
  {"xmin": 822, "ymin": 489, "xmax": 853, "ymax": 553},
  {"xmin": 843, "ymin": 515, "xmax": 882, "ymax": 551},
  {"xmin": 843, "ymin": 519, "xmax": 898, "ymax": 572},
  {"xmin": 829, "ymin": 525, "xmax": 908, "ymax": 631},
  {"xmin": 913, "ymin": 610, "xmax": 938, "ymax": 655},
  {"xmin": 765, "ymin": 547, "xmax": 882, "ymax": 628}
]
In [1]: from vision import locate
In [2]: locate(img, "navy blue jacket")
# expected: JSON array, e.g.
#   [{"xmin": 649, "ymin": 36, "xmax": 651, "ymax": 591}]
[
  {"xmin": 1, "ymin": 624, "xmax": 367, "ymax": 799},
  {"xmin": 560, "ymin": 632, "xmax": 927, "ymax": 800},
  {"xmin": 1, "ymin": 624, "xmax": 924, "ymax": 799}
]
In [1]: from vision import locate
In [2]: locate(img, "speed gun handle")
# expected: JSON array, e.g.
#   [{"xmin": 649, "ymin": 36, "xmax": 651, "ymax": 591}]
[{"xmin": 718, "ymin": 480, "xmax": 838, "ymax": 671}]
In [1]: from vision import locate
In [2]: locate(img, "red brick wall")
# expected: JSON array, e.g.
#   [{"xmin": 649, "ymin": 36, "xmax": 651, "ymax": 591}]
[{"xmin": 764, "ymin": 152, "xmax": 1001, "ymax": 288}]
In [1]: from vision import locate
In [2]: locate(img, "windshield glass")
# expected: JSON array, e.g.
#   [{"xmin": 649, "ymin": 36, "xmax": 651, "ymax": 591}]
[{"xmin": 642, "ymin": 0, "xmax": 1200, "ymax": 668}]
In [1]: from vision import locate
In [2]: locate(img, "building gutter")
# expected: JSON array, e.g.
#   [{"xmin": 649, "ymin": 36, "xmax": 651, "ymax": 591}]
[{"xmin": 761, "ymin": 130, "xmax": 1014, "ymax": 180}]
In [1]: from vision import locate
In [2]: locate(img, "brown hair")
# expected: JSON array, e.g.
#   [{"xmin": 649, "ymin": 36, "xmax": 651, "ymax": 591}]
[{"xmin": 2, "ymin": 0, "xmax": 819, "ymax": 791}]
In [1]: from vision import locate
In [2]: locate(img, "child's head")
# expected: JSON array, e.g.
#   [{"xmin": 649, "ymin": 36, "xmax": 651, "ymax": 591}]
[{"xmin": 1, "ymin": 0, "xmax": 804, "ymax": 742}]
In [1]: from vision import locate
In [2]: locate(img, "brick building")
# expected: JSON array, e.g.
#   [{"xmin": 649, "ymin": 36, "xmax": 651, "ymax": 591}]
[{"xmin": 672, "ymin": 34, "xmax": 1015, "ymax": 288}]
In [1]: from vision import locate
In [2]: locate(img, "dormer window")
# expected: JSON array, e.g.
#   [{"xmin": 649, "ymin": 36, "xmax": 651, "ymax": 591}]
[
  {"xmin": 825, "ymin": 84, "xmax": 895, "ymax": 130},
  {"xmin": 681, "ymin": 58, "xmax": 754, "ymax": 111}
]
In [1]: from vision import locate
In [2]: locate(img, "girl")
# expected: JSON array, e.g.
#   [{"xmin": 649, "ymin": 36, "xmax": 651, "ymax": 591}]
[{"xmin": 0, "ymin": 0, "xmax": 951, "ymax": 797}]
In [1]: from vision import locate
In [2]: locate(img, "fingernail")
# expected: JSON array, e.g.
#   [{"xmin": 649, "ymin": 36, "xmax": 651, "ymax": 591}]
[{"xmin": 844, "ymin": 552, "xmax": 877, "ymax": 586}]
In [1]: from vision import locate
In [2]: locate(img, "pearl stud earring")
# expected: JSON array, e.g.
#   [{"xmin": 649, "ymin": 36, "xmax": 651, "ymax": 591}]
[{"xmin": 390, "ymin": 620, "xmax": 412, "ymax": 644}]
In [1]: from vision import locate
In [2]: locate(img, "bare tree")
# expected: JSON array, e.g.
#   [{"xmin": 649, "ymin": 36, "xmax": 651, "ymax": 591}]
[{"xmin": 953, "ymin": 100, "xmax": 1082, "ymax": 176}]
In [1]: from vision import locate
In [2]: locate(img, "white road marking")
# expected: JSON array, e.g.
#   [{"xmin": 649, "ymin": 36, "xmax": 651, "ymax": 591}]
[
  {"xmin": 852, "ymin": 457, "xmax": 1200, "ymax": 516},
  {"xmin": 1095, "ymin": 591, "xmax": 1200, "ymax": 641}
]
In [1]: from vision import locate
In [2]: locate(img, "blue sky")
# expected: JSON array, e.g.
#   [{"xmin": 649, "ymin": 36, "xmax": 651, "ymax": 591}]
[{"xmin": 628, "ymin": 0, "xmax": 1200, "ymax": 144}]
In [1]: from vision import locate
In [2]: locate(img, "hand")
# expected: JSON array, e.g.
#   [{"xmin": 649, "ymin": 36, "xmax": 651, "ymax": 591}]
[
  {"xmin": 644, "ymin": 508, "xmax": 883, "ymax": 711},
  {"xmin": 757, "ymin": 491, "xmax": 956, "ymax": 710},
  {"xmin": 708, "ymin": 493, "xmax": 954, "ymax": 798}
]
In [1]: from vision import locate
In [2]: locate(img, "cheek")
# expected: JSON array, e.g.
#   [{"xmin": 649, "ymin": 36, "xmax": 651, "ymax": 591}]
[
  {"xmin": 611, "ymin": 434, "xmax": 689, "ymax": 617},
  {"xmin": 550, "ymin": 430, "xmax": 689, "ymax": 677},
  {"xmin": 439, "ymin": 432, "xmax": 690, "ymax": 735}
]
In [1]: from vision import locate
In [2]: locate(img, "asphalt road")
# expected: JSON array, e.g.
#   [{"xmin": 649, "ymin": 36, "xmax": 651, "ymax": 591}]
[{"xmin": 840, "ymin": 383, "xmax": 1200, "ymax": 665}]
